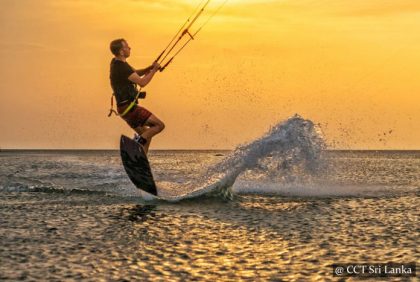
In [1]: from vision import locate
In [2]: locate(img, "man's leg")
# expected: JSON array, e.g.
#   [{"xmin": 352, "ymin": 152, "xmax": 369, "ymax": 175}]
[
  {"xmin": 134, "ymin": 125, "xmax": 148, "ymax": 136},
  {"xmin": 134, "ymin": 114, "xmax": 165, "ymax": 154}
]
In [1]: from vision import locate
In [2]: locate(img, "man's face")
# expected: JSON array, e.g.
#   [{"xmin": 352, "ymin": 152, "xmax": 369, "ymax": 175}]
[{"xmin": 120, "ymin": 41, "xmax": 131, "ymax": 58}]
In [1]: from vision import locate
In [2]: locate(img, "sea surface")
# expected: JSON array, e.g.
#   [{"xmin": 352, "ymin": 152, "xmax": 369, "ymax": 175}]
[
  {"xmin": 0, "ymin": 149, "xmax": 418, "ymax": 281},
  {"xmin": 0, "ymin": 117, "xmax": 419, "ymax": 281}
]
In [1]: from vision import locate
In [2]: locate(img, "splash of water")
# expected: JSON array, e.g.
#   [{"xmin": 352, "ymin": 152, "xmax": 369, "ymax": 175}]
[
  {"xmin": 158, "ymin": 115, "xmax": 326, "ymax": 200},
  {"xmin": 208, "ymin": 114, "xmax": 325, "ymax": 185}
]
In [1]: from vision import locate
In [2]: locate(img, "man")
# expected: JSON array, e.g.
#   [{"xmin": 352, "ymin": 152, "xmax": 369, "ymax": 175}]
[{"xmin": 109, "ymin": 39, "xmax": 165, "ymax": 154}]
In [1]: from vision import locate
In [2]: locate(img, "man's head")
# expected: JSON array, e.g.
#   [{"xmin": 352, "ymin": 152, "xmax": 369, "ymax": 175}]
[{"xmin": 110, "ymin": 38, "xmax": 131, "ymax": 58}]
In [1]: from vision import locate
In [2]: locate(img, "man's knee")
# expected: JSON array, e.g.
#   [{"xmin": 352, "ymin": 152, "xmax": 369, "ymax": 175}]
[
  {"xmin": 158, "ymin": 121, "xmax": 165, "ymax": 132},
  {"xmin": 146, "ymin": 115, "xmax": 165, "ymax": 133}
]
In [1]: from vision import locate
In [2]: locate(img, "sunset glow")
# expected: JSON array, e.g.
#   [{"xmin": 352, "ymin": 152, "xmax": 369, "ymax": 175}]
[{"xmin": 0, "ymin": 0, "xmax": 419, "ymax": 149}]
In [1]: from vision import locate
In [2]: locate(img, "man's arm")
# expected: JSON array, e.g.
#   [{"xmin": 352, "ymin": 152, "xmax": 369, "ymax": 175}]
[
  {"xmin": 129, "ymin": 62, "xmax": 160, "ymax": 87},
  {"xmin": 136, "ymin": 65, "xmax": 154, "ymax": 77}
]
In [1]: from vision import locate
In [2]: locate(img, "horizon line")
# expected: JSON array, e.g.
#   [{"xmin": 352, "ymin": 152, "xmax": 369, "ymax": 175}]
[{"xmin": 1, "ymin": 148, "xmax": 419, "ymax": 152}]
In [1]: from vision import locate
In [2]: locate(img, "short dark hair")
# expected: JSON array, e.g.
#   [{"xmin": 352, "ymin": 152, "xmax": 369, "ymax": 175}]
[{"xmin": 110, "ymin": 38, "xmax": 126, "ymax": 56}]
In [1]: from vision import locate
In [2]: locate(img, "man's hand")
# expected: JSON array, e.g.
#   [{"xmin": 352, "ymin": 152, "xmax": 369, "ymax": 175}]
[
  {"xmin": 152, "ymin": 61, "xmax": 161, "ymax": 72},
  {"xmin": 129, "ymin": 62, "xmax": 161, "ymax": 87}
]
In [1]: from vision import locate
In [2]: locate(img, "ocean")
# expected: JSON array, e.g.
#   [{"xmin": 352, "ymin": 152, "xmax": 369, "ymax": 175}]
[{"xmin": 1, "ymin": 117, "xmax": 419, "ymax": 280}]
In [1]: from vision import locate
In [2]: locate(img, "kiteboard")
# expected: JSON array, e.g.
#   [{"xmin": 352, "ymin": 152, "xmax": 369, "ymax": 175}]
[
  {"xmin": 120, "ymin": 135, "xmax": 158, "ymax": 197},
  {"xmin": 120, "ymin": 135, "xmax": 234, "ymax": 202}
]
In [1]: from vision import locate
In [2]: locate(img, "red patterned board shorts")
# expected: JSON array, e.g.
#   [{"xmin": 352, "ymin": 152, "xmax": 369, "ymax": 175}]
[{"xmin": 117, "ymin": 104, "xmax": 152, "ymax": 129}]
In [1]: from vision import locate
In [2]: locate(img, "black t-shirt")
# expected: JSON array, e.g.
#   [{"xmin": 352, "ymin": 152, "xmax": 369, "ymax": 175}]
[{"xmin": 109, "ymin": 58, "xmax": 137, "ymax": 105}]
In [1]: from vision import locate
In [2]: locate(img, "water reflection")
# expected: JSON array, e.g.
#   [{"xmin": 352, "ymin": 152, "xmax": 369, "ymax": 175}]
[
  {"xmin": 0, "ymin": 191, "xmax": 417, "ymax": 281},
  {"xmin": 127, "ymin": 205, "xmax": 157, "ymax": 222},
  {"xmin": 113, "ymin": 194, "xmax": 418, "ymax": 280}
]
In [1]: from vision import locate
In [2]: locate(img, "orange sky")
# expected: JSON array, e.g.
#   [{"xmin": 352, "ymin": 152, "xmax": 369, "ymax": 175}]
[{"xmin": 0, "ymin": 0, "xmax": 419, "ymax": 149}]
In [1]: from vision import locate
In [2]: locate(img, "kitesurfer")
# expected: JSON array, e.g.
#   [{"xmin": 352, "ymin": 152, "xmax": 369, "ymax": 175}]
[{"xmin": 109, "ymin": 39, "xmax": 165, "ymax": 154}]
